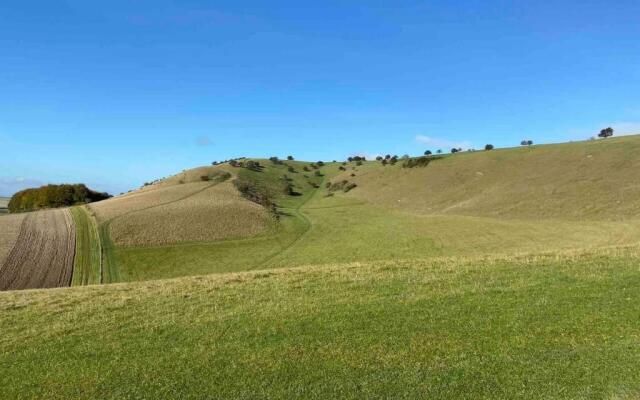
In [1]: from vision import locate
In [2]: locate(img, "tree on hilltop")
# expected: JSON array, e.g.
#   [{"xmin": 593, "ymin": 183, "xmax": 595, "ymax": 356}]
[
  {"xmin": 598, "ymin": 127, "xmax": 614, "ymax": 138},
  {"xmin": 484, "ymin": 144, "xmax": 494, "ymax": 151}
]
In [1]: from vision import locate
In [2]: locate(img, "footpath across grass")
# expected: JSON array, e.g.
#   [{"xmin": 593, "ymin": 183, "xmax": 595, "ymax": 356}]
[{"xmin": 1, "ymin": 248, "xmax": 639, "ymax": 399}]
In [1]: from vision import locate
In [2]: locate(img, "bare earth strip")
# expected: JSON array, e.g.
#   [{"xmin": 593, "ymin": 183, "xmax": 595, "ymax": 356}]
[
  {"xmin": 0, "ymin": 214, "xmax": 26, "ymax": 266},
  {"xmin": 0, "ymin": 209, "xmax": 75, "ymax": 291}
]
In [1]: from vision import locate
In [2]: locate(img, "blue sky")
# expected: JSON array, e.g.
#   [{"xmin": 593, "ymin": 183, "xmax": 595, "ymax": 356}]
[{"xmin": 1, "ymin": 0, "xmax": 639, "ymax": 195}]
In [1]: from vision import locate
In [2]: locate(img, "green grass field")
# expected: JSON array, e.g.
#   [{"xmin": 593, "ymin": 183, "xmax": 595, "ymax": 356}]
[
  {"xmin": 3, "ymin": 137, "xmax": 640, "ymax": 398},
  {"xmin": 69, "ymin": 206, "xmax": 102, "ymax": 286},
  {"xmin": 1, "ymin": 248, "xmax": 639, "ymax": 399}
]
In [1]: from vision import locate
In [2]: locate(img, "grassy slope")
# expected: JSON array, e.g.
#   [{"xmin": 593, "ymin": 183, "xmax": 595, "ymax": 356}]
[
  {"xmin": 69, "ymin": 206, "xmax": 101, "ymax": 286},
  {"xmin": 110, "ymin": 137, "xmax": 640, "ymax": 282},
  {"xmin": 343, "ymin": 136, "xmax": 640, "ymax": 220},
  {"xmin": 1, "ymin": 249, "xmax": 639, "ymax": 399},
  {"xmin": 114, "ymin": 160, "xmax": 325, "ymax": 281}
]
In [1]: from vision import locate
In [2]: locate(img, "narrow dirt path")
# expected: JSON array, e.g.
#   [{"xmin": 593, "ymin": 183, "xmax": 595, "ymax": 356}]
[
  {"xmin": 0, "ymin": 209, "xmax": 75, "ymax": 291},
  {"xmin": 258, "ymin": 178, "xmax": 324, "ymax": 268}
]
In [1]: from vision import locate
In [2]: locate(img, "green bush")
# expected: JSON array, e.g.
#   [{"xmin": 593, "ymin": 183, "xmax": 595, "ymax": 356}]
[
  {"xmin": 402, "ymin": 156, "xmax": 442, "ymax": 168},
  {"xmin": 327, "ymin": 180, "xmax": 357, "ymax": 193},
  {"xmin": 233, "ymin": 179, "xmax": 277, "ymax": 215}
]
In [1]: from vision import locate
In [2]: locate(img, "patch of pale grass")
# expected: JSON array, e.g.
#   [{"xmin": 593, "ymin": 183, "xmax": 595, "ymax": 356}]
[
  {"xmin": 109, "ymin": 181, "xmax": 271, "ymax": 247},
  {"xmin": 90, "ymin": 181, "xmax": 213, "ymax": 222},
  {"xmin": 342, "ymin": 135, "xmax": 640, "ymax": 220}
]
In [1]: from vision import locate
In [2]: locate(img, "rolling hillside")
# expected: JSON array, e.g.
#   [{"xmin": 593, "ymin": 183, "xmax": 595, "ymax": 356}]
[
  {"xmin": 103, "ymin": 136, "xmax": 640, "ymax": 283},
  {"xmin": 2, "ymin": 136, "xmax": 640, "ymax": 288},
  {"xmin": 341, "ymin": 136, "xmax": 640, "ymax": 220},
  {"xmin": 2, "ymin": 136, "xmax": 640, "ymax": 398}
]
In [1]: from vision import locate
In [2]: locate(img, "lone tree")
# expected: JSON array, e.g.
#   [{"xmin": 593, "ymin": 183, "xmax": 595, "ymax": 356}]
[
  {"xmin": 520, "ymin": 140, "xmax": 533, "ymax": 146},
  {"xmin": 436, "ymin": 149, "xmax": 442, "ymax": 154},
  {"xmin": 598, "ymin": 127, "xmax": 614, "ymax": 138},
  {"xmin": 485, "ymin": 144, "xmax": 494, "ymax": 151},
  {"xmin": 287, "ymin": 155, "xmax": 294, "ymax": 160},
  {"xmin": 424, "ymin": 150, "xmax": 432, "ymax": 156}
]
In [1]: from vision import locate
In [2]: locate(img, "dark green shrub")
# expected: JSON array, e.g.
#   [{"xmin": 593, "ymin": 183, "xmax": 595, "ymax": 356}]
[
  {"xmin": 344, "ymin": 182, "xmax": 357, "ymax": 192},
  {"xmin": 233, "ymin": 179, "xmax": 277, "ymax": 215},
  {"xmin": 245, "ymin": 160, "xmax": 263, "ymax": 171},
  {"xmin": 402, "ymin": 156, "xmax": 442, "ymax": 168}
]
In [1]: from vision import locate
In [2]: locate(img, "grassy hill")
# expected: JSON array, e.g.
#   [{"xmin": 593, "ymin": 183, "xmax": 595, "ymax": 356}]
[
  {"xmin": 87, "ymin": 136, "xmax": 640, "ymax": 283},
  {"xmin": 342, "ymin": 136, "xmax": 640, "ymax": 220},
  {"xmin": 2, "ymin": 136, "xmax": 640, "ymax": 398}
]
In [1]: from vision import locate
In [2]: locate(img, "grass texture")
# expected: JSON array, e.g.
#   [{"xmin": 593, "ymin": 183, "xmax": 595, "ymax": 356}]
[
  {"xmin": 70, "ymin": 206, "xmax": 101, "ymax": 286},
  {"xmin": 1, "ymin": 248, "xmax": 639, "ymax": 399}
]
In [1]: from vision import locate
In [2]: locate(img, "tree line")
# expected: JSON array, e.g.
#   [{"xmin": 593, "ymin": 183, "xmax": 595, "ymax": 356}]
[{"xmin": 8, "ymin": 184, "xmax": 111, "ymax": 213}]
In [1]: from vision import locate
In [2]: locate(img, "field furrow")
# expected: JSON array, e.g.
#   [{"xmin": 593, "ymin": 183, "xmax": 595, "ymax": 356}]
[
  {"xmin": 0, "ymin": 209, "xmax": 76, "ymax": 291},
  {"xmin": 0, "ymin": 213, "xmax": 26, "ymax": 267}
]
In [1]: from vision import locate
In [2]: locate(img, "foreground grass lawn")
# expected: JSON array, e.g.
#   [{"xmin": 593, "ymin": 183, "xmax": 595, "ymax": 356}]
[{"xmin": 2, "ymin": 249, "xmax": 639, "ymax": 399}]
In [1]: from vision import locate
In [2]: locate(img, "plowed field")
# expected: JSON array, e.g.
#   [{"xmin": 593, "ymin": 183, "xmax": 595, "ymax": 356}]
[{"xmin": 0, "ymin": 209, "xmax": 75, "ymax": 291}]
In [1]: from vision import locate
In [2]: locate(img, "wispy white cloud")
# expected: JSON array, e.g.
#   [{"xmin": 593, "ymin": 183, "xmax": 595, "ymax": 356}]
[
  {"xmin": 195, "ymin": 136, "xmax": 213, "ymax": 147},
  {"xmin": 566, "ymin": 121, "xmax": 640, "ymax": 141},
  {"xmin": 0, "ymin": 177, "xmax": 44, "ymax": 197},
  {"xmin": 609, "ymin": 121, "xmax": 640, "ymax": 136},
  {"xmin": 415, "ymin": 135, "xmax": 473, "ymax": 150}
]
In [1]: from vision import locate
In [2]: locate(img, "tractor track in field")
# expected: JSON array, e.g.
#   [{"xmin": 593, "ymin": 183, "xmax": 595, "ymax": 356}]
[{"xmin": 0, "ymin": 209, "xmax": 75, "ymax": 291}]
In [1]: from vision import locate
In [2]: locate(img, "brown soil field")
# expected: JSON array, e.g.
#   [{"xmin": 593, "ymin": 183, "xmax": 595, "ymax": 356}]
[
  {"xmin": 0, "ymin": 214, "xmax": 27, "ymax": 266},
  {"xmin": 108, "ymin": 181, "xmax": 270, "ymax": 247},
  {"xmin": 0, "ymin": 209, "xmax": 75, "ymax": 291}
]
